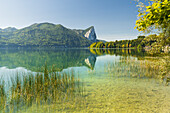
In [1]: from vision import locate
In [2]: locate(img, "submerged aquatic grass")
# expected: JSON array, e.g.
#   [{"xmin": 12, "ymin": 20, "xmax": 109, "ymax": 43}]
[
  {"xmin": 0, "ymin": 64, "xmax": 84, "ymax": 113},
  {"xmin": 105, "ymin": 56, "xmax": 170, "ymax": 85},
  {"xmin": 0, "ymin": 79, "xmax": 6, "ymax": 112}
]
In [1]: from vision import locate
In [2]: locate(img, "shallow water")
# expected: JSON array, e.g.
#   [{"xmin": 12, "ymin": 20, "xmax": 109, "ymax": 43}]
[{"xmin": 0, "ymin": 48, "xmax": 169, "ymax": 113}]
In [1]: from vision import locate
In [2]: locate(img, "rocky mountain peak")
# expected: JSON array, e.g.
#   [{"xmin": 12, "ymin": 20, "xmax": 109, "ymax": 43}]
[{"xmin": 84, "ymin": 26, "xmax": 96, "ymax": 41}]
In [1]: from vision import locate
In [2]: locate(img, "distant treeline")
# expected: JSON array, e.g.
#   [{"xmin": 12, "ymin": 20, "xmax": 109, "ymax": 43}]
[{"xmin": 90, "ymin": 35, "xmax": 169, "ymax": 50}]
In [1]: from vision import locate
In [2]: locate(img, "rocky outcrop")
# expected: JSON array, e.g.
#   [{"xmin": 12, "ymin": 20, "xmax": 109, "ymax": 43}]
[
  {"xmin": 84, "ymin": 26, "xmax": 97, "ymax": 41},
  {"xmin": 73, "ymin": 26, "xmax": 97, "ymax": 42}
]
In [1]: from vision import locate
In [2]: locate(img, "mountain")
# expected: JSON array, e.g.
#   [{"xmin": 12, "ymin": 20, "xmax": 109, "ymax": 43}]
[
  {"xmin": 0, "ymin": 27, "xmax": 17, "ymax": 32},
  {"xmin": 0, "ymin": 23, "xmax": 97, "ymax": 47}
]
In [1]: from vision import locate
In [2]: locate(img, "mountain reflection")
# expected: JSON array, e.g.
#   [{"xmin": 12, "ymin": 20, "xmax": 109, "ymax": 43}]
[
  {"xmin": 0, "ymin": 49, "xmax": 97, "ymax": 72},
  {"xmin": 84, "ymin": 55, "xmax": 96, "ymax": 70},
  {"xmin": 0, "ymin": 48, "xmax": 147, "ymax": 73}
]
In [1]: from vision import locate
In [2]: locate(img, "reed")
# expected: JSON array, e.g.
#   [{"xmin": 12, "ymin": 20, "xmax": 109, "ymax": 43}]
[
  {"xmin": 0, "ymin": 64, "xmax": 83, "ymax": 113},
  {"xmin": 0, "ymin": 79, "xmax": 6, "ymax": 112},
  {"xmin": 105, "ymin": 56, "xmax": 170, "ymax": 85}
]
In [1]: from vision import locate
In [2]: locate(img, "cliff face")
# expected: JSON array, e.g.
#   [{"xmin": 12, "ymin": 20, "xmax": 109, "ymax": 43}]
[
  {"xmin": 84, "ymin": 26, "xmax": 97, "ymax": 41},
  {"xmin": 74, "ymin": 26, "xmax": 97, "ymax": 42}
]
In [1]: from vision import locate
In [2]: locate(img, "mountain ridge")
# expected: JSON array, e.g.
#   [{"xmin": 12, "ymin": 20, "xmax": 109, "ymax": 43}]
[
  {"xmin": 0, "ymin": 22, "xmax": 97, "ymax": 47},
  {"xmin": 0, "ymin": 27, "xmax": 17, "ymax": 32}
]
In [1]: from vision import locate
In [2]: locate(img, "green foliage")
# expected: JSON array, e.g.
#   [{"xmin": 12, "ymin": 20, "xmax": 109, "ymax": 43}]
[
  {"xmin": 89, "ymin": 36, "xmax": 146, "ymax": 49},
  {"xmin": 138, "ymin": 36, "xmax": 146, "ymax": 39},
  {"xmin": 0, "ymin": 23, "xmax": 93, "ymax": 47},
  {"xmin": 89, "ymin": 42, "xmax": 97, "ymax": 48},
  {"xmin": 135, "ymin": 0, "xmax": 170, "ymax": 37},
  {"xmin": 89, "ymin": 33, "xmax": 168, "ymax": 52},
  {"xmin": 141, "ymin": 34, "xmax": 158, "ymax": 46},
  {"xmin": 0, "ymin": 27, "xmax": 17, "ymax": 32},
  {"xmin": 122, "ymin": 44, "xmax": 125, "ymax": 48},
  {"xmin": 105, "ymin": 42, "xmax": 116, "ymax": 48},
  {"xmin": 96, "ymin": 41, "xmax": 105, "ymax": 48},
  {"xmin": 137, "ymin": 44, "xmax": 142, "ymax": 49},
  {"xmin": 134, "ymin": 0, "xmax": 170, "ymax": 54}
]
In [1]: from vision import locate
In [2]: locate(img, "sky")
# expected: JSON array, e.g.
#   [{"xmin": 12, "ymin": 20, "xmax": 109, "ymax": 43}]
[{"xmin": 0, "ymin": 0, "xmax": 144, "ymax": 41}]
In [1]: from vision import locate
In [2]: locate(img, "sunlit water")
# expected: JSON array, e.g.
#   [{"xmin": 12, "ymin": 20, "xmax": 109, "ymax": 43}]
[{"xmin": 0, "ymin": 48, "xmax": 169, "ymax": 113}]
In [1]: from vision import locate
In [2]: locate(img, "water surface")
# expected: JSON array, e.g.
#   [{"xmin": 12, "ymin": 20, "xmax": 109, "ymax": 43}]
[{"xmin": 0, "ymin": 48, "xmax": 169, "ymax": 113}]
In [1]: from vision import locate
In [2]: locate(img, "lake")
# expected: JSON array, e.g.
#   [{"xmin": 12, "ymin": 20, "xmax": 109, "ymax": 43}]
[{"xmin": 0, "ymin": 48, "xmax": 170, "ymax": 113}]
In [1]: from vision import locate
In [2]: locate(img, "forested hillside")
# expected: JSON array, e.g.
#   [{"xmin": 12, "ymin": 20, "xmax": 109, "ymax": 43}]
[{"xmin": 0, "ymin": 23, "xmax": 94, "ymax": 47}]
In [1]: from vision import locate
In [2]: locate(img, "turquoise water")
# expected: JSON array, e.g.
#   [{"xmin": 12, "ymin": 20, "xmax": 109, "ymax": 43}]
[{"xmin": 0, "ymin": 48, "xmax": 169, "ymax": 113}]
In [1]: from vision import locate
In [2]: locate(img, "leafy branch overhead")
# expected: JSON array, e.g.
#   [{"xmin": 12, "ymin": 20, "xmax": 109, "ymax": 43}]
[{"xmin": 135, "ymin": 0, "xmax": 170, "ymax": 37}]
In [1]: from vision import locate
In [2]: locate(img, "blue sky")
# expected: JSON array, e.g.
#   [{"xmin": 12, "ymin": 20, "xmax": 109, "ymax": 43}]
[{"xmin": 0, "ymin": 0, "xmax": 143, "ymax": 41}]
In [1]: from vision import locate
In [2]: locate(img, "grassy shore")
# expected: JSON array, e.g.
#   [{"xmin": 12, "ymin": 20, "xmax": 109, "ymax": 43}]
[{"xmin": 0, "ymin": 65, "xmax": 84, "ymax": 113}]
